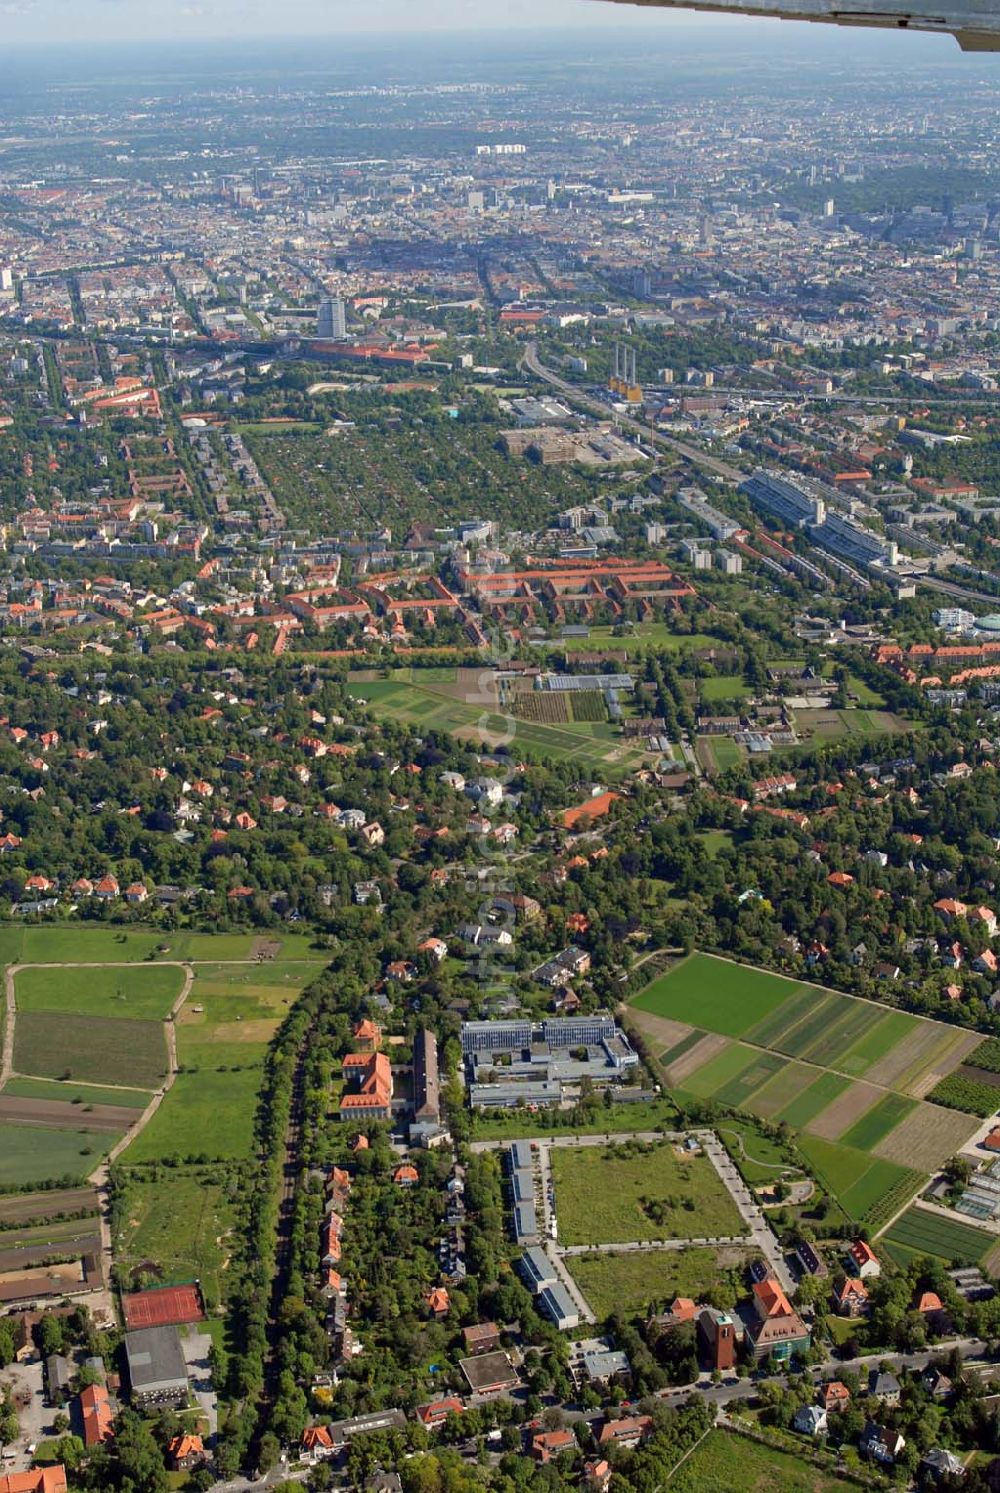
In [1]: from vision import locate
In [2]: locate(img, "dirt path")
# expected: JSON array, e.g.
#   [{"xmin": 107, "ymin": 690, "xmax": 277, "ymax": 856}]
[{"xmin": 0, "ymin": 963, "xmax": 15, "ymax": 1086}]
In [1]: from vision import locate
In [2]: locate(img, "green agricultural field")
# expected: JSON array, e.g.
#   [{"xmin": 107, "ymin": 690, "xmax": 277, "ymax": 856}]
[
  {"xmin": 675, "ymin": 1041, "xmax": 758, "ymax": 1100},
  {"xmin": 660, "ymin": 1030, "xmax": 704, "ymax": 1068},
  {"xmin": 0, "ymin": 927, "xmax": 323, "ymax": 966},
  {"xmin": 714, "ymin": 1052, "xmax": 787, "ymax": 1109},
  {"xmin": 746, "ymin": 987, "xmax": 824, "ymax": 1050},
  {"xmin": 350, "ymin": 671, "xmax": 648, "ymax": 772},
  {"xmin": 776, "ymin": 1072, "xmax": 852, "ymax": 1129},
  {"xmin": 123, "ymin": 1068, "xmax": 262, "ymax": 1163},
  {"xmin": 883, "ymin": 1206, "xmax": 992, "ymax": 1265},
  {"xmin": 669, "ymin": 1429, "xmax": 847, "ymax": 1493},
  {"xmin": 550, "ymin": 1140, "xmax": 745, "ymax": 1245},
  {"xmin": 840, "ymin": 1093, "xmax": 916, "ymax": 1152},
  {"xmin": 797, "ymin": 1134, "xmax": 918, "ymax": 1227},
  {"xmin": 633, "ymin": 955, "xmax": 797, "ymax": 1037},
  {"xmin": 839, "ymin": 1010, "xmax": 917, "ymax": 1075},
  {"xmin": 115, "ymin": 1168, "xmax": 238, "ymax": 1309},
  {"xmin": 2, "ymin": 1076, "xmax": 151, "ymax": 1108},
  {"xmin": 769, "ymin": 994, "xmax": 843, "ymax": 1060},
  {"xmin": 636, "ymin": 958, "xmax": 930, "ymax": 1082},
  {"xmin": 741, "ymin": 1060, "xmax": 816, "ymax": 1119},
  {"xmin": 566, "ymin": 1245, "xmax": 754, "ymax": 1320},
  {"xmin": 792, "ymin": 999, "xmax": 889, "ymax": 1069},
  {"xmin": 123, "ymin": 959, "xmax": 322, "ymax": 1163},
  {"xmin": 14, "ymin": 964, "xmax": 183, "ymax": 1021},
  {"xmin": 13, "ymin": 1010, "xmax": 166, "ymax": 1090},
  {"xmin": 0, "ymin": 1123, "xmax": 100, "ymax": 1188}
]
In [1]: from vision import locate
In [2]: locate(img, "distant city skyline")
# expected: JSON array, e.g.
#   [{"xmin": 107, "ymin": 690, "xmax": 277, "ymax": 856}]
[{"xmin": 0, "ymin": 0, "xmax": 771, "ymax": 45}]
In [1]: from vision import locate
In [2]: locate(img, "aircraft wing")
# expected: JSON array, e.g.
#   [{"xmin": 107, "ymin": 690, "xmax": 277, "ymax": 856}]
[{"xmin": 604, "ymin": 0, "xmax": 1000, "ymax": 49}]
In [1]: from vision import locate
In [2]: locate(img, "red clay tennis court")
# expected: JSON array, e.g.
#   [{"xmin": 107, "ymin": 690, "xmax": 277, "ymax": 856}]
[{"xmin": 122, "ymin": 1283, "xmax": 204, "ymax": 1330}]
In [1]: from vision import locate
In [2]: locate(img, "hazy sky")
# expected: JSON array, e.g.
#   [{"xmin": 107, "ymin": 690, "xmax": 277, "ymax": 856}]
[{"xmin": 0, "ymin": 0, "xmax": 762, "ymax": 44}]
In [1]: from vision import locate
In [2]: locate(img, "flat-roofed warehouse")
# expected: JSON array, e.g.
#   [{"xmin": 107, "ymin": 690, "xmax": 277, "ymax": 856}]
[
  {"xmin": 460, "ymin": 1350, "xmax": 521, "ymax": 1395},
  {"xmin": 124, "ymin": 1325, "xmax": 189, "ymax": 1408}
]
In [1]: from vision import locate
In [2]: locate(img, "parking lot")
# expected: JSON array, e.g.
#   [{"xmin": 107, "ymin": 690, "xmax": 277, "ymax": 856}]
[{"xmin": 0, "ymin": 1357, "xmax": 50, "ymax": 1473}]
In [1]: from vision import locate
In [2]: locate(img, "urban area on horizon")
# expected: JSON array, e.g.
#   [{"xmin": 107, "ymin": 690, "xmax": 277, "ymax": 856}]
[{"xmin": 3, "ymin": 20, "xmax": 1000, "ymax": 1493}]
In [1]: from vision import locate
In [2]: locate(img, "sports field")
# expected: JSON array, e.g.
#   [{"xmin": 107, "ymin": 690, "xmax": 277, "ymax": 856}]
[
  {"xmin": 550, "ymin": 1139, "xmax": 745, "ymax": 1245},
  {"xmin": 631, "ymin": 954, "xmax": 981, "ymax": 1221}
]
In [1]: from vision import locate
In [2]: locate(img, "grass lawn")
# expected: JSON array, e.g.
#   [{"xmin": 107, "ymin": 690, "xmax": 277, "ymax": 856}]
[
  {"xmin": 184, "ymin": 960, "xmax": 323, "ymax": 1026},
  {"xmin": 557, "ymin": 624, "xmax": 720, "ymax": 655},
  {"xmin": 13, "ymin": 1010, "xmax": 167, "ymax": 1089},
  {"xmin": 15, "ymin": 963, "xmax": 183, "ymax": 1021},
  {"xmin": 550, "ymin": 1139, "xmax": 744, "ymax": 1245},
  {"xmin": 847, "ymin": 674, "xmax": 886, "ymax": 707},
  {"xmin": 704, "ymin": 736, "xmax": 744, "ymax": 772},
  {"xmin": 566, "ymin": 1244, "xmax": 753, "ymax": 1320},
  {"xmin": 115, "ymin": 1168, "xmax": 238, "ymax": 1309},
  {"xmin": 633, "ymin": 955, "xmax": 797, "ymax": 1038},
  {"xmin": 883, "ymin": 1205, "xmax": 993, "ymax": 1265},
  {"xmin": 2, "ymin": 1076, "xmax": 151, "ymax": 1108},
  {"xmin": 715, "ymin": 1120, "xmax": 798, "ymax": 1186},
  {"xmin": 669, "ymin": 1429, "xmax": 847, "ymax": 1493},
  {"xmin": 123, "ymin": 1068, "xmax": 263, "ymax": 1163},
  {"xmin": 468, "ymin": 1097, "xmax": 680, "ymax": 1142},
  {"xmin": 700, "ymin": 675, "xmax": 750, "ymax": 702},
  {"xmin": 698, "ymin": 830, "xmax": 734, "ymax": 858},
  {"xmin": 0, "ymin": 927, "xmax": 170, "ymax": 965},
  {"xmin": 0, "ymin": 1122, "xmax": 100, "ymax": 1187}
]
